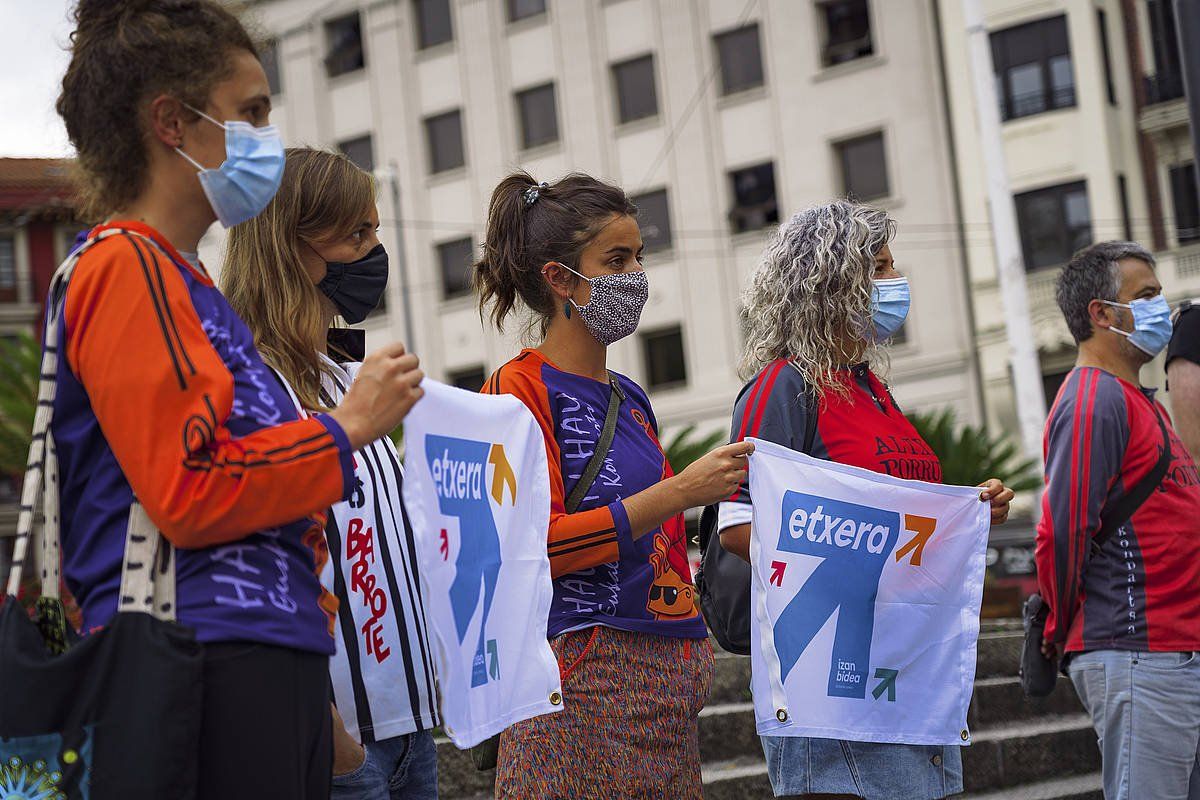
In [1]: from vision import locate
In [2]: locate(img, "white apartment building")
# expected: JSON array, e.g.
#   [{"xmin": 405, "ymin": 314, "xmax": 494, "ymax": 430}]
[
  {"xmin": 936, "ymin": 0, "xmax": 1200, "ymax": 431},
  {"xmin": 235, "ymin": 0, "xmax": 985, "ymax": 440}
]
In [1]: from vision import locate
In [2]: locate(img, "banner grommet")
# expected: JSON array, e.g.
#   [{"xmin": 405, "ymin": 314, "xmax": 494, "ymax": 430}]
[
  {"xmin": 549, "ymin": 691, "xmax": 562, "ymax": 706},
  {"xmin": 960, "ymin": 729, "xmax": 969, "ymax": 741},
  {"xmin": 775, "ymin": 708, "xmax": 788, "ymax": 723}
]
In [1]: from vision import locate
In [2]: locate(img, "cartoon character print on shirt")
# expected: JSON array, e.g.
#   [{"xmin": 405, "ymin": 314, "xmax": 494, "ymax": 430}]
[{"xmin": 630, "ymin": 407, "xmax": 700, "ymax": 621}]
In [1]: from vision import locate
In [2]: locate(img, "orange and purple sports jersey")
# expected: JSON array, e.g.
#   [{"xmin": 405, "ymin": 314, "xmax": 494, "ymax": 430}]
[
  {"xmin": 50, "ymin": 221, "xmax": 354, "ymax": 654},
  {"xmin": 482, "ymin": 349, "xmax": 706, "ymax": 639},
  {"xmin": 1035, "ymin": 367, "xmax": 1200, "ymax": 653}
]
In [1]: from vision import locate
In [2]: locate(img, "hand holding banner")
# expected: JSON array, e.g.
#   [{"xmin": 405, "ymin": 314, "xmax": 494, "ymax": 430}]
[
  {"xmin": 747, "ymin": 438, "xmax": 989, "ymax": 746},
  {"xmin": 402, "ymin": 380, "xmax": 562, "ymax": 748}
]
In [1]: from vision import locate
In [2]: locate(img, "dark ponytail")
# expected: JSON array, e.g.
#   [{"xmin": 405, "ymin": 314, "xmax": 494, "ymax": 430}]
[
  {"xmin": 58, "ymin": 0, "xmax": 258, "ymax": 219},
  {"xmin": 475, "ymin": 171, "xmax": 637, "ymax": 334}
]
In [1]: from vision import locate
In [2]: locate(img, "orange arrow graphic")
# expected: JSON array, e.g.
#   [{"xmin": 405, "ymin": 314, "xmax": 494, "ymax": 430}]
[
  {"xmin": 488, "ymin": 443, "xmax": 517, "ymax": 505},
  {"xmin": 895, "ymin": 514, "xmax": 937, "ymax": 566}
]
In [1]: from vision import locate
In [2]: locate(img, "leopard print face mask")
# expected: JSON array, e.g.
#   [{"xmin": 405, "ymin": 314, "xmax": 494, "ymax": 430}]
[{"xmin": 561, "ymin": 263, "xmax": 650, "ymax": 346}]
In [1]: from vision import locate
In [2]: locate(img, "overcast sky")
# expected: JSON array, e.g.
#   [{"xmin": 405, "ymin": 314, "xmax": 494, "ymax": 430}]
[{"xmin": 0, "ymin": 0, "xmax": 76, "ymax": 158}]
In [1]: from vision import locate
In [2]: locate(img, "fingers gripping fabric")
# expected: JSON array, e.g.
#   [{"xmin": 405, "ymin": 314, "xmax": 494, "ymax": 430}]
[{"xmin": 4, "ymin": 229, "xmax": 177, "ymax": 620}]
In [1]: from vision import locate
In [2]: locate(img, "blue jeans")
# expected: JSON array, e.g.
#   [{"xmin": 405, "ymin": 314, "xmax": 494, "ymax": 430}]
[
  {"xmin": 761, "ymin": 735, "xmax": 962, "ymax": 799},
  {"xmin": 330, "ymin": 731, "xmax": 438, "ymax": 800},
  {"xmin": 1069, "ymin": 650, "xmax": 1200, "ymax": 800}
]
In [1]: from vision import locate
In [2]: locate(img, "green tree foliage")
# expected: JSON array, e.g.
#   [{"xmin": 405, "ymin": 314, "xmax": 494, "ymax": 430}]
[
  {"xmin": 663, "ymin": 423, "xmax": 726, "ymax": 473},
  {"xmin": 906, "ymin": 408, "xmax": 1042, "ymax": 492},
  {"xmin": 0, "ymin": 332, "xmax": 38, "ymax": 477}
]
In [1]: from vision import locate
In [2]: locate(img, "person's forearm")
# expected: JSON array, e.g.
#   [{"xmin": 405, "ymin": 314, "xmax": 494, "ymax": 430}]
[
  {"xmin": 620, "ymin": 476, "xmax": 692, "ymax": 541},
  {"xmin": 1167, "ymin": 361, "xmax": 1200, "ymax": 464},
  {"xmin": 720, "ymin": 523, "xmax": 752, "ymax": 562}
]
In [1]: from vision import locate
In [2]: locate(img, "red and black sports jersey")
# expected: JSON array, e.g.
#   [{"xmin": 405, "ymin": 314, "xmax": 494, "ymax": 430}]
[
  {"xmin": 1035, "ymin": 367, "xmax": 1200, "ymax": 652},
  {"xmin": 725, "ymin": 359, "xmax": 942, "ymax": 515}
]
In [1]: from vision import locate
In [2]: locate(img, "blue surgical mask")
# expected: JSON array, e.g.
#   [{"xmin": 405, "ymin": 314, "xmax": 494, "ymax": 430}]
[
  {"xmin": 1103, "ymin": 295, "xmax": 1173, "ymax": 356},
  {"xmin": 176, "ymin": 105, "xmax": 285, "ymax": 228},
  {"xmin": 870, "ymin": 277, "xmax": 910, "ymax": 341}
]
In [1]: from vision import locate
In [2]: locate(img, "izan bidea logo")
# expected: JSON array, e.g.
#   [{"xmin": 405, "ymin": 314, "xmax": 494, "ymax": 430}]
[
  {"xmin": 426, "ymin": 435, "xmax": 518, "ymax": 688},
  {"xmin": 769, "ymin": 491, "xmax": 937, "ymax": 703}
]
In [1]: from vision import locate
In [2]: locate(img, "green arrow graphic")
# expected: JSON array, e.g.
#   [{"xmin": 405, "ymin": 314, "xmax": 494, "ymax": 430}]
[
  {"xmin": 487, "ymin": 639, "xmax": 500, "ymax": 680},
  {"xmin": 872, "ymin": 668, "xmax": 898, "ymax": 701}
]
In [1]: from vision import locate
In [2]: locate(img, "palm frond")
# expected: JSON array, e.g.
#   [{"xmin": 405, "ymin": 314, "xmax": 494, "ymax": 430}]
[{"xmin": 907, "ymin": 407, "xmax": 1041, "ymax": 492}]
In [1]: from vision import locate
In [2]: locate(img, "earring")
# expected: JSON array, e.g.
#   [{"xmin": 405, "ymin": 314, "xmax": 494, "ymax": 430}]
[{"xmin": 564, "ymin": 300, "xmax": 572, "ymax": 319}]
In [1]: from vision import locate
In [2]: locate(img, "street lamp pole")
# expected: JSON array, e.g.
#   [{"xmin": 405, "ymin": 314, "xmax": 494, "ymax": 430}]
[
  {"xmin": 961, "ymin": 0, "xmax": 1048, "ymax": 477},
  {"xmin": 385, "ymin": 160, "xmax": 416, "ymax": 351}
]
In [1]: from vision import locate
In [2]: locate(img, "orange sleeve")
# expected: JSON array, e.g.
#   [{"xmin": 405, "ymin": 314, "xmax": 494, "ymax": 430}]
[
  {"xmin": 483, "ymin": 359, "xmax": 621, "ymax": 578},
  {"xmin": 63, "ymin": 234, "xmax": 353, "ymax": 549}
]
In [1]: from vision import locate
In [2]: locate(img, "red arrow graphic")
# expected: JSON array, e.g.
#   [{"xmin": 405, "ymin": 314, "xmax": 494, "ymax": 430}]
[
  {"xmin": 770, "ymin": 560, "xmax": 787, "ymax": 587},
  {"xmin": 439, "ymin": 529, "xmax": 449, "ymax": 560}
]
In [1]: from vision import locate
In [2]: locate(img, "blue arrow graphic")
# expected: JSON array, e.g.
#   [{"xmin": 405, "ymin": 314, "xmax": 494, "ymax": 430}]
[{"xmin": 487, "ymin": 639, "xmax": 500, "ymax": 680}]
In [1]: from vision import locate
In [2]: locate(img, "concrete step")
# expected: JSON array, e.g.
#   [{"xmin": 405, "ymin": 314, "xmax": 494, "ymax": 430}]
[
  {"xmin": 701, "ymin": 757, "xmax": 773, "ymax": 799},
  {"xmin": 436, "ymin": 737, "xmax": 493, "ymax": 799},
  {"xmin": 709, "ymin": 652, "xmax": 752, "ymax": 705},
  {"xmin": 968, "ymin": 675, "xmax": 1082, "ymax": 726},
  {"xmin": 965, "ymin": 772, "xmax": 1103, "ymax": 800},
  {"xmin": 698, "ymin": 701, "xmax": 761, "ymax": 762},
  {"xmin": 975, "ymin": 630, "xmax": 1024, "ymax": 680},
  {"xmin": 964, "ymin": 714, "xmax": 1099, "ymax": 791}
]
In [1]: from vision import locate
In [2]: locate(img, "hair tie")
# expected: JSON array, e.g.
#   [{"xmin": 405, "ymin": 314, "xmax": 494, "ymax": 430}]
[{"xmin": 523, "ymin": 182, "xmax": 549, "ymax": 207}]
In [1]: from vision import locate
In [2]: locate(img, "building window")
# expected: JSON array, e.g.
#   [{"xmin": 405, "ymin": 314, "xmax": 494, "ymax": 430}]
[
  {"xmin": 728, "ymin": 162, "xmax": 779, "ymax": 234},
  {"xmin": 516, "ymin": 83, "xmax": 559, "ymax": 149},
  {"xmin": 631, "ymin": 189, "xmax": 672, "ymax": 253},
  {"xmin": 437, "ymin": 237, "xmax": 475, "ymax": 299},
  {"xmin": 1042, "ymin": 368, "xmax": 1071, "ymax": 408},
  {"xmin": 834, "ymin": 131, "xmax": 888, "ymax": 201},
  {"xmin": 0, "ymin": 236, "xmax": 15, "ymax": 291},
  {"xmin": 1015, "ymin": 181, "xmax": 1091, "ymax": 270},
  {"xmin": 1096, "ymin": 9, "xmax": 1116, "ymax": 106},
  {"xmin": 1145, "ymin": 0, "xmax": 1184, "ymax": 104},
  {"xmin": 507, "ymin": 0, "xmax": 545, "ymax": 22},
  {"xmin": 449, "ymin": 365, "xmax": 487, "ymax": 392},
  {"xmin": 642, "ymin": 327, "xmax": 688, "ymax": 390},
  {"xmin": 324, "ymin": 13, "xmax": 365, "ymax": 78},
  {"xmin": 1170, "ymin": 163, "xmax": 1200, "ymax": 245},
  {"xmin": 338, "ymin": 135, "xmax": 375, "ymax": 173},
  {"xmin": 990, "ymin": 15, "xmax": 1075, "ymax": 121},
  {"xmin": 1118, "ymin": 174, "xmax": 1132, "ymax": 242},
  {"xmin": 415, "ymin": 0, "xmax": 453, "ymax": 49},
  {"xmin": 425, "ymin": 110, "xmax": 465, "ymax": 173},
  {"xmin": 612, "ymin": 55, "xmax": 658, "ymax": 123},
  {"xmin": 818, "ymin": 0, "xmax": 873, "ymax": 67},
  {"xmin": 262, "ymin": 39, "xmax": 282, "ymax": 95},
  {"xmin": 715, "ymin": 24, "xmax": 764, "ymax": 95}
]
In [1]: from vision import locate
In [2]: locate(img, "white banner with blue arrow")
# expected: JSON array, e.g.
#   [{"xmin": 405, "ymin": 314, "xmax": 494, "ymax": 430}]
[
  {"xmin": 402, "ymin": 379, "xmax": 562, "ymax": 748},
  {"xmin": 747, "ymin": 438, "xmax": 989, "ymax": 746}
]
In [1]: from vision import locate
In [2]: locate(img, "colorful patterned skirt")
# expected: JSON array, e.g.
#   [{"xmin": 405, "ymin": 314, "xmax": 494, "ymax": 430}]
[{"xmin": 495, "ymin": 625, "xmax": 714, "ymax": 799}]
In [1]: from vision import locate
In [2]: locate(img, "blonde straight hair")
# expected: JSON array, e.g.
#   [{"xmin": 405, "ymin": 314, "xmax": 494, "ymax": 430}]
[{"xmin": 221, "ymin": 147, "xmax": 376, "ymax": 411}]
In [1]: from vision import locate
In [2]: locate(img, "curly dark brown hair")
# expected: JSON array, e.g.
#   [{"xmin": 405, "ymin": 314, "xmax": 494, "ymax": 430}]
[{"xmin": 57, "ymin": 0, "xmax": 258, "ymax": 220}]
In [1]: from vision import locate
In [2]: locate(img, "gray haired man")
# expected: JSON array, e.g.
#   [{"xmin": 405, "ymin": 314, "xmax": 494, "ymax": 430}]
[{"xmin": 1035, "ymin": 241, "xmax": 1200, "ymax": 800}]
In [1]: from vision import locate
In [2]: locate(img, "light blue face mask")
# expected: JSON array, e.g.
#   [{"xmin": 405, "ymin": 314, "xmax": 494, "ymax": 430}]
[
  {"xmin": 176, "ymin": 105, "xmax": 285, "ymax": 228},
  {"xmin": 1103, "ymin": 294, "xmax": 1173, "ymax": 356},
  {"xmin": 870, "ymin": 277, "xmax": 911, "ymax": 341}
]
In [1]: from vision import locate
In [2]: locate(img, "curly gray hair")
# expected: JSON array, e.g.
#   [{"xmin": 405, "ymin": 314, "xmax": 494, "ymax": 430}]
[{"xmin": 740, "ymin": 200, "xmax": 896, "ymax": 398}]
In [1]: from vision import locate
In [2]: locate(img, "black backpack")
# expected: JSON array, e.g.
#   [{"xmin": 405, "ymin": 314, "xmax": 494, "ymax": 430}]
[{"xmin": 694, "ymin": 376, "xmax": 817, "ymax": 655}]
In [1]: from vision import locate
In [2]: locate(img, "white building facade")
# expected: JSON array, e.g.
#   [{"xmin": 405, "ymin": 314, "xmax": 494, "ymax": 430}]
[
  {"xmin": 237, "ymin": 0, "xmax": 984, "ymax": 439},
  {"xmin": 936, "ymin": 0, "xmax": 1200, "ymax": 430}
]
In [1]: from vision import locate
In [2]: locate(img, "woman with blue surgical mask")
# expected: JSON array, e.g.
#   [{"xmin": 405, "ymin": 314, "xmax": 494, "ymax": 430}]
[
  {"xmin": 716, "ymin": 201, "xmax": 1014, "ymax": 800},
  {"xmin": 51, "ymin": 2, "xmax": 423, "ymax": 796}
]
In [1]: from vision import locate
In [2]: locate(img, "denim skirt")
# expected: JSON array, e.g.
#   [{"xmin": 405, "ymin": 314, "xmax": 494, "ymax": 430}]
[{"xmin": 762, "ymin": 735, "xmax": 963, "ymax": 799}]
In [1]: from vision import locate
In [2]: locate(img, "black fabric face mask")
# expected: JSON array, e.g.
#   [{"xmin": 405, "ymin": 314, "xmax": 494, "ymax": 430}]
[{"xmin": 317, "ymin": 243, "xmax": 389, "ymax": 324}]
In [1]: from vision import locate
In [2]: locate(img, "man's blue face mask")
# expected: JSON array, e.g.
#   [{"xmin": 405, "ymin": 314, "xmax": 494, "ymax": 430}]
[{"xmin": 1103, "ymin": 295, "xmax": 1172, "ymax": 357}]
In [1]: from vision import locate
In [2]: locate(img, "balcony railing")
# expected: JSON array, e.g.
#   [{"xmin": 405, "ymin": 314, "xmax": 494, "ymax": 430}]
[{"xmin": 1144, "ymin": 70, "xmax": 1186, "ymax": 105}]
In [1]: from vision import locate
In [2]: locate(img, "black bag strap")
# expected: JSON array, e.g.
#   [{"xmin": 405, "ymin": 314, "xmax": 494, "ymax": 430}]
[
  {"xmin": 1091, "ymin": 406, "xmax": 1171, "ymax": 556},
  {"xmin": 564, "ymin": 373, "xmax": 624, "ymax": 514}
]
